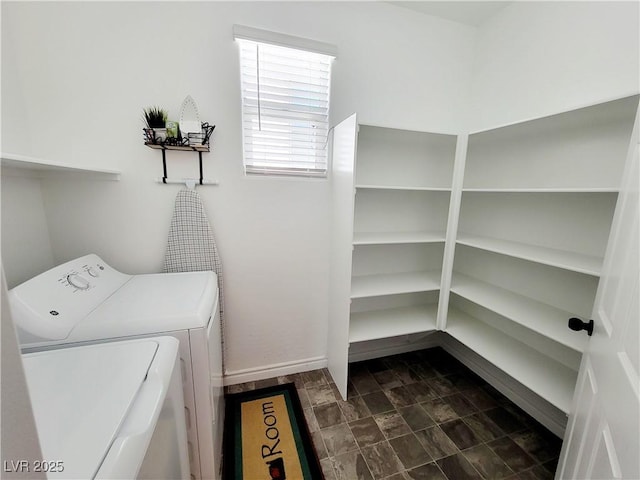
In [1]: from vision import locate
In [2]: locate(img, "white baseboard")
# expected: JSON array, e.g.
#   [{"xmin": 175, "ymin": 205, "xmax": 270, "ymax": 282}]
[
  {"xmin": 440, "ymin": 335, "xmax": 568, "ymax": 438},
  {"xmin": 224, "ymin": 355, "xmax": 328, "ymax": 386},
  {"xmin": 348, "ymin": 332, "xmax": 444, "ymax": 363}
]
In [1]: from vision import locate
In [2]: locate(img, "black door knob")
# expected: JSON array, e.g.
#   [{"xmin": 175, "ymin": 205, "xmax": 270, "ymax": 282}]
[{"xmin": 568, "ymin": 317, "xmax": 594, "ymax": 336}]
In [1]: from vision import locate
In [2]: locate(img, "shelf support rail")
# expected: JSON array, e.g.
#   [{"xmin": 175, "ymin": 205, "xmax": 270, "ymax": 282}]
[
  {"xmin": 162, "ymin": 149, "xmax": 168, "ymax": 183},
  {"xmin": 161, "ymin": 149, "xmax": 203, "ymax": 184},
  {"xmin": 158, "ymin": 149, "xmax": 218, "ymax": 186}
]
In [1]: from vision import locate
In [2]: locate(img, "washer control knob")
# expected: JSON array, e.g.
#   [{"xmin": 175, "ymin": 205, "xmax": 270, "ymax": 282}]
[
  {"xmin": 86, "ymin": 267, "xmax": 99, "ymax": 278},
  {"xmin": 67, "ymin": 274, "xmax": 91, "ymax": 290}
]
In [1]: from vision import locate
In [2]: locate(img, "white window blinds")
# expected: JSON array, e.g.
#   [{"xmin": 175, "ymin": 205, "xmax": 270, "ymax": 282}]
[{"xmin": 234, "ymin": 27, "xmax": 335, "ymax": 177}]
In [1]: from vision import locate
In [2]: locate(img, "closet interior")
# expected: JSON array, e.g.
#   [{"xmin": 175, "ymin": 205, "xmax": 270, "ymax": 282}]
[{"xmin": 328, "ymin": 94, "xmax": 639, "ymax": 434}]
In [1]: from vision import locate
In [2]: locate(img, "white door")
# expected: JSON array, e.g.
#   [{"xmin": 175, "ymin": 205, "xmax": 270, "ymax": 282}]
[
  {"xmin": 327, "ymin": 114, "xmax": 358, "ymax": 400},
  {"xmin": 557, "ymin": 104, "xmax": 640, "ymax": 479}
]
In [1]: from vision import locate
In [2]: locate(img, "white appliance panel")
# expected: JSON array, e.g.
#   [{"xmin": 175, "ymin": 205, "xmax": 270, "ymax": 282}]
[
  {"xmin": 76, "ymin": 272, "xmax": 217, "ymax": 340},
  {"xmin": 22, "ymin": 339, "xmax": 167, "ymax": 479},
  {"xmin": 188, "ymin": 301, "xmax": 224, "ymax": 478}
]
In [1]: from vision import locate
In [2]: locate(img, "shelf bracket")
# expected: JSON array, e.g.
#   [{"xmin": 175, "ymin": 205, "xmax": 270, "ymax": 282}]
[
  {"xmin": 162, "ymin": 149, "xmax": 168, "ymax": 184},
  {"xmin": 155, "ymin": 146, "xmax": 207, "ymax": 185}
]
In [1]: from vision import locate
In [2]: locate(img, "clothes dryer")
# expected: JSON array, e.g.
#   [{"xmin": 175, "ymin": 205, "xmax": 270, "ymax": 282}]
[{"xmin": 22, "ymin": 337, "xmax": 189, "ymax": 479}]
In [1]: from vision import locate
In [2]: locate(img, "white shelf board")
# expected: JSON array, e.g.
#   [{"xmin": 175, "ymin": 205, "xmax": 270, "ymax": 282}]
[
  {"xmin": 351, "ymin": 271, "xmax": 441, "ymax": 299},
  {"xmin": 355, "ymin": 184, "xmax": 451, "ymax": 192},
  {"xmin": 353, "ymin": 231, "xmax": 446, "ymax": 245},
  {"xmin": 447, "ymin": 308, "xmax": 577, "ymax": 413},
  {"xmin": 349, "ymin": 304, "xmax": 437, "ymax": 343},
  {"xmin": 468, "ymin": 93, "xmax": 639, "ymax": 135},
  {"xmin": 1, "ymin": 153, "xmax": 121, "ymax": 180},
  {"xmin": 358, "ymin": 122, "xmax": 457, "ymax": 137},
  {"xmin": 456, "ymin": 234, "xmax": 602, "ymax": 277},
  {"xmin": 451, "ymin": 273, "xmax": 588, "ymax": 352},
  {"xmin": 462, "ymin": 187, "xmax": 619, "ymax": 193}
]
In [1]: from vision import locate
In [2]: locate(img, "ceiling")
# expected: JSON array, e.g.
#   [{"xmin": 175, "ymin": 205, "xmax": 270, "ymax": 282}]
[{"xmin": 389, "ymin": 1, "xmax": 512, "ymax": 27}]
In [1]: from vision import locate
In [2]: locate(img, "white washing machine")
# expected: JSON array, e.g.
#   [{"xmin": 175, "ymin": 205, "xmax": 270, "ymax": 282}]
[
  {"xmin": 9, "ymin": 254, "xmax": 224, "ymax": 480},
  {"xmin": 22, "ymin": 337, "xmax": 189, "ymax": 479}
]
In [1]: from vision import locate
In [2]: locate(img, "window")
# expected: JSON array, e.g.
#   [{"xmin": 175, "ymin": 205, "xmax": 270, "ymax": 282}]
[{"xmin": 234, "ymin": 26, "xmax": 336, "ymax": 177}]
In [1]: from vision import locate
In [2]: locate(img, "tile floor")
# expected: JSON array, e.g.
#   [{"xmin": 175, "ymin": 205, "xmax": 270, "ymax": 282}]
[{"xmin": 224, "ymin": 347, "xmax": 562, "ymax": 480}]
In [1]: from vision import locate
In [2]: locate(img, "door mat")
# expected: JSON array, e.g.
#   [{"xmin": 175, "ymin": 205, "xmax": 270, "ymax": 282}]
[{"xmin": 223, "ymin": 383, "xmax": 324, "ymax": 480}]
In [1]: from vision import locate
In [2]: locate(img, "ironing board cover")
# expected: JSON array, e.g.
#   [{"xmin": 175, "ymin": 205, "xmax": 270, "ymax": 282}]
[{"xmin": 163, "ymin": 188, "xmax": 226, "ymax": 367}]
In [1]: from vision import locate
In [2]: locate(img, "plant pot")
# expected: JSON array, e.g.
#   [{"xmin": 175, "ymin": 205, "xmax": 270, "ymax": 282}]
[{"xmin": 152, "ymin": 128, "xmax": 167, "ymax": 143}]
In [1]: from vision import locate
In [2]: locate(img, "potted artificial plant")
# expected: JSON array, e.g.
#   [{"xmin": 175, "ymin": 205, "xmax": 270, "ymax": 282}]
[{"xmin": 143, "ymin": 106, "xmax": 168, "ymax": 143}]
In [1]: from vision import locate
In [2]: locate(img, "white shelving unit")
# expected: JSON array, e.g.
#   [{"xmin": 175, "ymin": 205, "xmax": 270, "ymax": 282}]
[
  {"xmin": 462, "ymin": 187, "xmax": 619, "ymax": 193},
  {"xmin": 351, "ymin": 124, "xmax": 455, "ymax": 348},
  {"xmin": 353, "ymin": 125, "xmax": 456, "ymax": 189},
  {"xmin": 450, "ymin": 273, "xmax": 587, "ymax": 352},
  {"xmin": 447, "ymin": 308, "xmax": 578, "ymax": 413},
  {"xmin": 352, "ymin": 231, "xmax": 446, "ymax": 245},
  {"xmin": 353, "ymin": 188, "xmax": 450, "ymax": 238},
  {"xmin": 350, "ymin": 304, "xmax": 438, "ymax": 343},
  {"xmin": 456, "ymin": 233, "xmax": 604, "ymax": 277},
  {"xmin": 329, "ymin": 97, "xmax": 638, "ymax": 427},
  {"xmin": 356, "ymin": 184, "xmax": 451, "ymax": 192},
  {"xmin": 328, "ymin": 117, "xmax": 458, "ymax": 399},
  {"xmin": 456, "ymin": 191, "xmax": 617, "ymax": 275},
  {"xmin": 448, "ymin": 95, "xmax": 639, "ymax": 416},
  {"xmin": 351, "ymin": 271, "xmax": 441, "ymax": 298},
  {"xmin": 462, "ymin": 96, "xmax": 637, "ymax": 190}
]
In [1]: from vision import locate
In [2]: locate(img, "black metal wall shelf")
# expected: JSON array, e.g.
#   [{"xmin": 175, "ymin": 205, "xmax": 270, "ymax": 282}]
[{"xmin": 144, "ymin": 124, "xmax": 217, "ymax": 185}]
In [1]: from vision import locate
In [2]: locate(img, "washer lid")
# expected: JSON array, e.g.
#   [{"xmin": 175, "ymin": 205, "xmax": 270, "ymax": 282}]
[
  {"xmin": 22, "ymin": 340, "xmax": 158, "ymax": 479},
  {"xmin": 69, "ymin": 271, "xmax": 217, "ymax": 341}
]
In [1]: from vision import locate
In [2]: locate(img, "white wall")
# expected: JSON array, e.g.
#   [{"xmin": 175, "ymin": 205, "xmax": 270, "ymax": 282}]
[
  {"xmin": 1, "ymin": 2, "xmax": 475, "ymax": 377},
  {"xmin": 469, "ymin": 1, "xmax": 640, "ymax": 131},
  {"xmin": 1, "ymin": 172, "xmax": 54, "ymax": 288}
]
